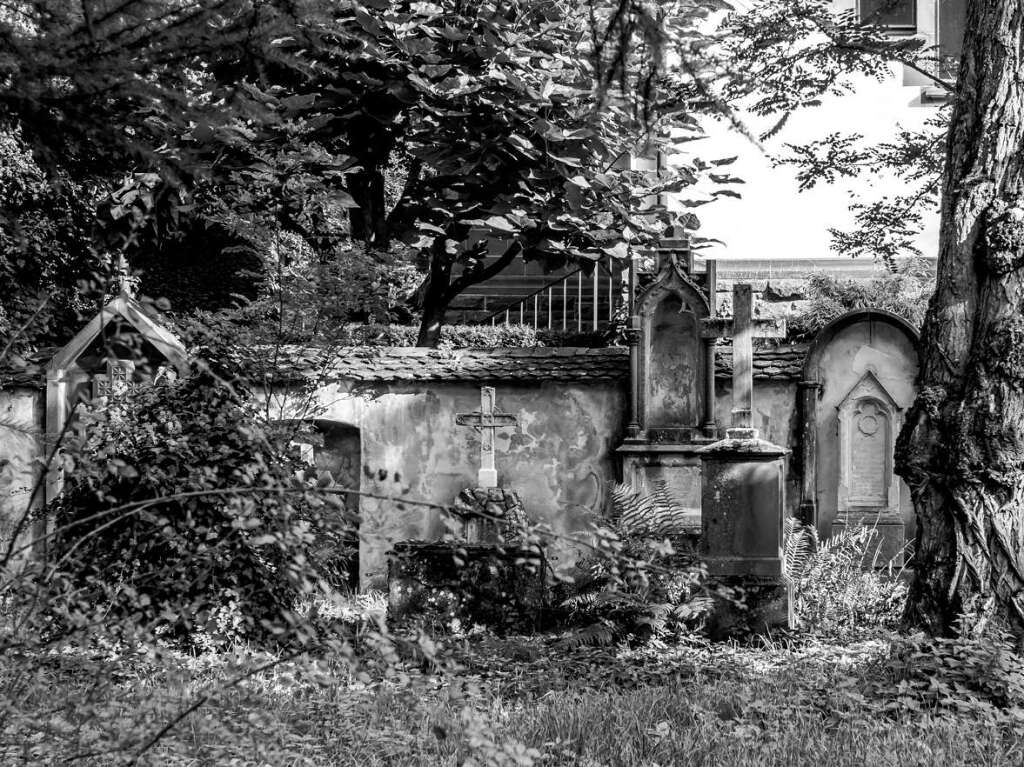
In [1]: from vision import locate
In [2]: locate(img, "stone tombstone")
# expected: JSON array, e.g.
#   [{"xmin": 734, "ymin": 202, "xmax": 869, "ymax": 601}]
[
  {"xmin": 837, "ymin": 372, "xmax": 902, "ymax": 514},
  {"xmin": 288, "ymin": 420, "xmax": 362, "ymax": 590},
  {"xmin": 699, "ymin": 432, "xmax": 790, "ymax": 637},
  {"xmin": 450, "ymin": 486, "xmax": 527, "ymax": 543},
  {"xmin": 798, "ymin": 310, "xmax": 919, "ymax": 566},
  {"xmin": 633, "ymin": 251, "xmax": 712, "ymax": 440},
  {"xmin": 647, "ymin": 295, "xmax": 702, "ymax": 432},
  {"xmin": 697, "ymin": 284, "xmax": 789, "ymax": 636},
  {"xmin": 618, "ymin": 246, "xmax": 714, "ymax": 530}
]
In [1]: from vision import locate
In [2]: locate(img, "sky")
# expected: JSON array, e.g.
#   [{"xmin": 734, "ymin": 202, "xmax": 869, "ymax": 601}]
[{"xmin": 671, "ymin": 59, "xmax": 943, "ymax": 262}]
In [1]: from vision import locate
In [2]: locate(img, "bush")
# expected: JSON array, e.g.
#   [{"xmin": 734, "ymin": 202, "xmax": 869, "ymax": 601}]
[
  {"xmin": 557, "ymin": 482, "xmax": 710, "ymax": 646},
  {"xmin": 788, "ymin": 257, "xmax": 935, "ymax": 339},
  {"xmin": 783, "ymin": 518, "xmax": 908, "ymax": 639},
  {"xmin": 41, "ymin": 364, "xmax": 355, "ymax": 650},
  {"xmin": 336, "ymin": 323, "xmax": 611, "ymax": 348},
  {"xmin": 864, "ymin": 626, "xmax": 1024, "ymax": 719}
]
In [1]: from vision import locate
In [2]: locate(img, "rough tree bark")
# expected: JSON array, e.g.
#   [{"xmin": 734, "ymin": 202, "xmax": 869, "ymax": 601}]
[{"xmin": 896, "ymin": 0, "xmax": 1024, "ymax": 635}]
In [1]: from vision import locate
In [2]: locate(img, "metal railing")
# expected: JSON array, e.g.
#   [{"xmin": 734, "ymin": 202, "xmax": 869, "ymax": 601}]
[{"xmin": 483, "ymin": 257, "xmax": 621, "ymax": 332}]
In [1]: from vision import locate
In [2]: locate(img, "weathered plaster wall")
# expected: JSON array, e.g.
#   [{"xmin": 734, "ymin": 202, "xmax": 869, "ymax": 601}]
[
  {"xmin": 812, "ymin": 320, "xmax": 918, "ymax": 538},
  {"xmin": 0, "ymin": 388, "xmax": 44, "ymax": 552},
  {"xmin": 296, "ymin": 379, "xmax": 628, "ymax": 588}
]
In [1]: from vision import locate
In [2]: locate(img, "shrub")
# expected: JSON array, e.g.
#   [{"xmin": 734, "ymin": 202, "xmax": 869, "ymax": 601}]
[
  {"xmin": 40, "ymin": 364, "xmax": 355, "ymax": 650},
  {"xmin": 336, "ymin": 323, "xmax": 611, "ymax": 348},
  {"xmin": 787, "ymin": 257, "xmax": 935, "ymax": 339},
  {"xmin": 558, "ymin": 482, "xmax": 711, "ymax": 646},
  {"xmin": 783, "ymin": 518, "xmax": 908, "ymax": 639},
  {"xmin": 864, "ymin": 626, "xmax": 1024, "ymax": 719}
]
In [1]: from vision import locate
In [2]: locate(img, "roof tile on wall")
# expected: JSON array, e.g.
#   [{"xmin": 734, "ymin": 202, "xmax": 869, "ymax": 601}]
[
  {"xmin": 318, "ymin": 347, "xmax": 631, "ymax": 383},
  {"xmin": 714, "ymin": 343, "xmax": 809, "ymax": 382},
  {"xmin": 2, "ymin": 343, "xmax": 813, "ymax": 388}
]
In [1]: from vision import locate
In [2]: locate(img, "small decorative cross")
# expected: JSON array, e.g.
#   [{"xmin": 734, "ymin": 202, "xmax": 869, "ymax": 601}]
[
  {"xmin": 93, "ymin": 359, "xmax": 135, "ymax": 400},
  {"xmin": 701, "ymin": 284, "xmax": 786, "ymax": 439},
  {"xmin": 455, "ymin": 386, "xmax": 517, "ymax": 488}
]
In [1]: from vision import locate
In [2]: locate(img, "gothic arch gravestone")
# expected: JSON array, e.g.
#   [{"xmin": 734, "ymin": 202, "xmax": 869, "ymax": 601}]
[
  {"xmin": 618, "ymin": 247, "xmax": 715, "ymax": 533},
  {"xmin": 798, "ymin": 310, "xmax": 919, "ymax": 564}
]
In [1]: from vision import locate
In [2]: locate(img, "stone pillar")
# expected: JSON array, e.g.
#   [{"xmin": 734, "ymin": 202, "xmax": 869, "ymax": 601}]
[
  {"xmin": 797, "ymin": 381, "xmax": 821, "ymax": 528},
  {"xmin": 702, "ymin": 339, "xmax": 716, "ymax": 438},
  {"xmin": 627, "ymin": 315, "xmax": 642, "ymax": 439},
  {"xmin": 703, "ymin": 259, "xmax": 718, "ymax": 438},
  {"xmin": 699, "ymin": 435, "xmax": 790, "ymax": 636}
]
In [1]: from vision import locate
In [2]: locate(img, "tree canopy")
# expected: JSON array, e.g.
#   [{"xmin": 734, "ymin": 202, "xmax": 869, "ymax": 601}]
[{"xmin": 1, "ymin": 0, "xmax": 738, "ymax": 347}]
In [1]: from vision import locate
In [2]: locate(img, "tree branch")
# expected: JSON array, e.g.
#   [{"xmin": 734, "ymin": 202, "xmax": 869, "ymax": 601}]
[{"xmin": 444, "ymin": 240, "xmax": 523, "ymax": 302}]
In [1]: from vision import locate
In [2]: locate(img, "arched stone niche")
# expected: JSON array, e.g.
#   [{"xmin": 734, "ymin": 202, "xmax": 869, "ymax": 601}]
[
  {"xmin": 286, "ymin": 419, "xmax": 362, "ymax": 591},
  {"xmin": 618, "ymin": 253, "xmax": 714, "ymax": 535},
  {"xmin": 634, "ymin": 262, "xmax": 711, "ymax": 440},
  {"xmin": 798, "ymin": 310, "xmax": 919, "ymax": 564}
]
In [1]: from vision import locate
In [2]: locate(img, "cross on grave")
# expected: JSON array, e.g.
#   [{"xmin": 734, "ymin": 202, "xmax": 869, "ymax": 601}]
[
  {"xmin": 455, "ymin": 386, "xmax": 517, "ymax": 488},
  {"xmin": 701, "ymin": 284, "xmax": 786, "ymax": 439}
]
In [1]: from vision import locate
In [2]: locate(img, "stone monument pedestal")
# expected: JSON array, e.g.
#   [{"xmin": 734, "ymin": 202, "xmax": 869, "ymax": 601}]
[
  {"xmin": 699, "ymin": 433, "xmax": 791, "ymax": 637},
  {"xmin": 449, "ymin": 487, "xmax": 527, "ymax": 543},
  {"xmin": 387, "ymin": 541, "xmax": 546, "ymax": 634}
]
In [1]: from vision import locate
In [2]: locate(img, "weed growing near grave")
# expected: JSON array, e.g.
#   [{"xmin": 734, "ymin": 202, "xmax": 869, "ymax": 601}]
[
  {"xmin": 788, "ymin": 258, "xmax": 935, "ymax": 338},
  {"xmin": 36, "ymin": 364, "xmax": 356, "ymax": 651},
  {"xmin": 784, "ymin": 519, "xmax": 908, "ymax": 640},
  {"xmin": 558, "ymin": 482, "xmax": 713, "ymax": 646}
]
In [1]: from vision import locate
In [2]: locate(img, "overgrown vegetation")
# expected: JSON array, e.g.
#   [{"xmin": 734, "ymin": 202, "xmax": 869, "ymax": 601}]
[
  {"xmin": 40, "ymin": 366, "xmax": 356, "ymax": 650},
  {"xmin": 784, "ymin": 518, "xmax": 909, "ymax": 640},
  {"xmin": 556, "ymin": 482, "xmax": 711, "ymax": 647},
  {"xmin": 3, "ymin": 626, "xmax": 1024, "ymax": 766},
  {"xmin": 787, "ymin": 258, "xmax": 936, "ymax": 338}
]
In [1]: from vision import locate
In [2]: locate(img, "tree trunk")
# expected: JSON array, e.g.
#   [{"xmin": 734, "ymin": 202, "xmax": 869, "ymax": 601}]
[
  {"xmin": 896, "ymin": 0, "xmax": 1024, "ymax": 635},
  {"xmin": 416, "ymin": 246, "xmax": 453, "ymax": 347},
  {"xmin": 415, "ymin": 240, "xmax": 524, "ymax": 347},
  {"xmin": 348, "ymin": 166, "xmax": 389, "ymax": 248}
]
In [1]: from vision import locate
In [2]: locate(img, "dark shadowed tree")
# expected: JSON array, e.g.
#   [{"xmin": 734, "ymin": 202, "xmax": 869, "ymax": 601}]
[{"xmin": 1, "ymin": 1, "xmax": 730, "ymax": 347}]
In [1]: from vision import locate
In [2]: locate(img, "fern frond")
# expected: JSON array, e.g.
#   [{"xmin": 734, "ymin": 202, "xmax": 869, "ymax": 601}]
[
  {"xmin": 609, "ymin": 480, "xmax": 693, "ymax": 538},
  {"xmin": 556, "ymin": 621, "xmax": 615, "ymax": 650},
  {"xmin": 782, "ymin": 517, "xmax": 815, "ymax": 585}
]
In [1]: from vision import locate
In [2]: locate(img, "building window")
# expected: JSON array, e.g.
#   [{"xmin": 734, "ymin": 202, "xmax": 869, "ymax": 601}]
[
  {"xmin": 937, "ymin": 0, "xmax": 967, "ymax": 75},
  {"xmin": 859, "ymin": 0, "xmax": 916, "ymax": 32}
]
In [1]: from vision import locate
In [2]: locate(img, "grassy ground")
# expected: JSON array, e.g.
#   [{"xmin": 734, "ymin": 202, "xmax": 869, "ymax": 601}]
[{"xmin": 3, "ymin": 632, "xmax": 1023, "ymax": 767}]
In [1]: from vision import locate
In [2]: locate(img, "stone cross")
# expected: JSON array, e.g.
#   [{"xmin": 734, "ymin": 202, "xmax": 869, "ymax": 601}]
[
  {"xmin": 455, "ymin": 386, "xmax": 517, "ymax": 487},
  {"xmin": 701, "ymin": 284, "xmax": 785, "ymax": 438}
]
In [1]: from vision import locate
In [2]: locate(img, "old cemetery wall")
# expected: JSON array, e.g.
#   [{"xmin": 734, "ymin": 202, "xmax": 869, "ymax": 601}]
[{"xmin": 278, "ymin": 348, "xmax": 631, "ymax": 588}]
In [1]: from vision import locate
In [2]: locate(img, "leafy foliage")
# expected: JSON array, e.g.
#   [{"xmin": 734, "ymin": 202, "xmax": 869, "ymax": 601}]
[
  {"xmin": 329, "ymin": 324, "xmax": 611, "ymax": 348},
  {"xmin": 0, "ymin": 0, "xmax": 731, "ymax": 347},
  {"xmin": 41, "ymin": 366, "xmax": 355, "ymax": 649},
  {"xmin": 783, "ymin": 518, "xmax": 908, "ymax": 640},
  {"xmin": 787, "ymin": 257, "xmax": 935, "ymax": 338},
  {"xmin": 721, "ymin": 1, "xmax": 951, "ymax": 262},
  {"xmin": 865, "ymin": 628, "xmax": 1024, "ymax": 720},
  {"xmin": 608, "ymin": 480, "xmax": 696, "ymax": 539},
  {"xmin": 558, "ymin": 482, "xmax": 710, "ymax": 646},
  {"xmin": 0, "ymin": 131, "xmax": 108, "ymax": 349}
]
